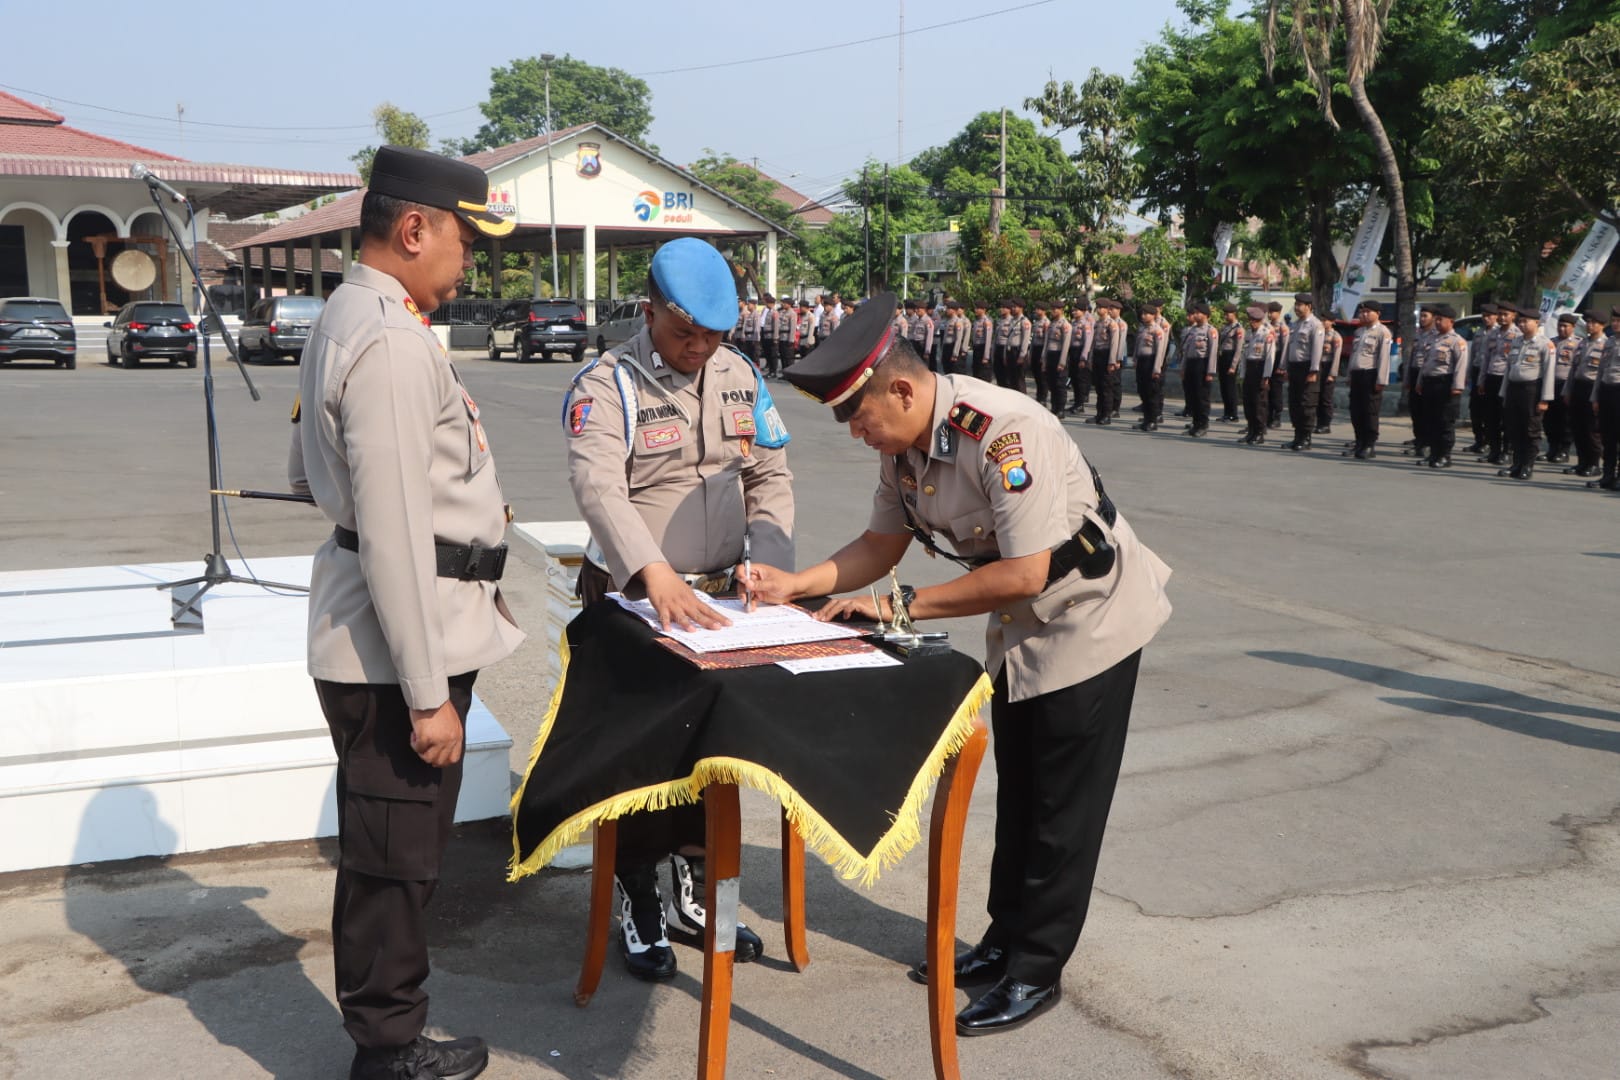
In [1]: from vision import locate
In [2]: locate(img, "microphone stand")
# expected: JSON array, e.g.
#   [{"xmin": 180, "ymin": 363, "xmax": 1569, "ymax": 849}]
[{"xmin": 141, "ymin": 181, "xmax": 308, "ymax": 628}]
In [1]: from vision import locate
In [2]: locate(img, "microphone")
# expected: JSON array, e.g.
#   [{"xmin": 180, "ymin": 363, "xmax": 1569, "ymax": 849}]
[{"xmin": 130, "ymin": 163, "xmax": 189, "ymax": 205}]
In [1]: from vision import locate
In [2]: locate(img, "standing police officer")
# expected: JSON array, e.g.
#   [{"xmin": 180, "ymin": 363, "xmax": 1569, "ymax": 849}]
[
  {"xmin": 1497, "ymin": 307, "xmax": 1555, "ymax": 479},
  {"xmin": 1545, "ymin": 313, "xmax": 1582, "ymax": 463},
  {"xmin": 761, "ymin": 292, "xmax": 1172, "ymax": 1038},
  {"xmin": 992, "ymin": 299, "xmax": 1015, "ymax": 388},
  {"xmin": 1413, "ymin": 303, "xmax": 1469, "ymax": 468},
  {"xmin": 1216, "ymin": 302, "xmax": 1243, "ymax": 423},
  {"xmin": 563, "ymin": 238, "xmax": 795, "ymax": 981},
  {"xmin": 1238, "ymin": 304, "xmax": 1278, "ymax": 445},
  {"xmin": 1068, "ymin": 298, "xmax": 1096, "ymax": 415},
  {"xmin": 289, "ymin": 145, "xmax": 523, "ymax": 1080},
  {"xmin": 1565, "ymin": 311, "xmax": 1607, "ymax": 477},
  {"xmin": 1265, "ymin": 301, "xmax": 1290, "ymax": 429},
  {"xmin": 1178, "ymin": 302, "xmax": 1219, "ymax": 437},
  {"xmin": 1282, "ymin": 292, "xmax": 1324, "ymax": 452},
  {"xmin": 1090, "ymin": 299, "xmax": 1126, "ymax": 425},
  {"xmin": 1132, "ymin": 301, "xmax": 1170, "ymax": 432},
  {"xmin": 1590, "ymin": 307, "xmax": 1620, "ymax": 490},
  {"xmin": 1029, "ymin": 302, "xmax": 1051, "ymax": 405},
  {"xmin": 970, "ymin": 301, "xmax": 994, "ymax": 382},
  {"xmin": 1343, "ymin": 300, "xmax": 1392, "ymax": 459},
  {"xmin": 1316, "ymin": 318, "xmax": 1341, "ymax": 435},
  {"xmin": 1042, "ymin": 301, "xmax": 1074, "ymax": 417}
]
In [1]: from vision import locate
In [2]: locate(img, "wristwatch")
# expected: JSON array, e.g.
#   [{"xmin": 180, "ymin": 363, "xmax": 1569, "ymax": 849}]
[{"xmin": 896, "ymin": 584, "xmax": 917, "ymax": 625}]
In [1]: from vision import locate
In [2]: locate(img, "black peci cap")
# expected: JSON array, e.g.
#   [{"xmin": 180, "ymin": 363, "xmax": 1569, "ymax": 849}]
[
  {"xmin": 1610, "ymin": 305, "xmax": 1620, "ymax": 320},
  {"xmin": 1246, "ymin": 304, "xmax": 1267, "ymax": 320},
  {"xmin": 1495, "ymin": 302, "xmax": 1518, "ymax": 317},
  {"xmin": 1073, "ymin": 297, "xmax": 1092, "ymax": 311},
  {"xmin": 1293, "ymin": 291, "xmax": 1314, "ymax": 305},
  {"xmin": 784, "ymin": 290, "xmax": 902, "ymax": 417},
  {"xmin": 369, "ymin": 145, "xmax": 515, "ymax": 238},
  {"xmin": 1190, "ymin": 301, "xmax": 1211, "ymax": 316},
  {"xmin": 1222, "ymin": 301, "xmax": 1239, "ymax": 314},
  {"xmin": 1557, "ymin": 312, "xmax": 1578, "ymax": 325},
  {"xmin": 1356, "ymin": 299, "xmax": 1381, "ymax": 314}
]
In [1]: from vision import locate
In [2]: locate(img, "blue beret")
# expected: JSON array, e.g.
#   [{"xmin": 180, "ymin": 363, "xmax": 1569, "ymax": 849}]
[{"xmin": 650, "ymin": 238, "xmax": 737, "ymax": 331}]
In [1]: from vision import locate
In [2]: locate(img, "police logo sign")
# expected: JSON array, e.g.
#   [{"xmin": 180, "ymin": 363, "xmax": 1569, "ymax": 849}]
[{"xmin": 577, "ymin": 142, "xmax": 602, "ymax": 178}]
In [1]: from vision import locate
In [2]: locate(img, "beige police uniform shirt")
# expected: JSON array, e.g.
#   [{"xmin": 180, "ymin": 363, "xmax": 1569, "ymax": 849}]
[
  {"xmin": 867, "ymin": 375, "xmax": 1172, "ymax": 701},
  {"xmin": 288, "ymin": 262, "xmax": 523, "ymax": 709},
  {"xmin": 565, "ymin": 326, "xmax": 795, "ymax": 587}
]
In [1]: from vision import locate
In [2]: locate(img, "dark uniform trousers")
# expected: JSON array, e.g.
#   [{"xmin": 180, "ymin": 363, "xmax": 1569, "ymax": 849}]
[
  {"xmin": 1286, "ymin": 363, "xmax": 1319, "ymax": 442},
  {"xmin": 970, "ymin": 344, "xmax": 992, "ymax": 383},
  {"xmin": 739, "ymin": 336, "xmax": 759, "ymax": 366},
  {"xmin": 1043, "ymin": 350, "xmax": 1070, "ymax": 415},
  {"xmin": 1418, "ymin": 377, "xmax": 1460, "ymax": 460},
  {"xmin": 1503, "ymin": 381, "xmax": 1545, "ymax": 473},
  {"xmin": 1242, "ymin": 361, "xmax": 1268, "ymax": 440},
  {"xmin": 1599, "ymin": 384, "xmax": 1620, "ymax": 483},
  {"xmin": 759, "ymin": 336, "xmax": 778, "ymax": 376},
  {"xmin": 987, "ymin": 650, "xmax": 1141, "ymax": 987},
  {"xmin": 1348, "ymin": 369, "xmax": 1383, "ymax": 449},
  {"xmin": 577, "ymin": 559, "xmax": 706, "ymax": 863},
  {"xmin": 998, "ymin": 351, "xmax": 1030, "ymax": 394},
  {"xmin": 317, "ymin": 672, "xmax": 475, "ymax": 1051},
  {"xmin": 1069, "ymin": 346, "xmax": 1092, "ymax": 409},
  {"xmin": 1475, "ymin": 374, "xmax": 1506, "ymax": 455},
  {"xmin": 1181, "ymin": 357, "xmax": 1212, "ymax": 429},
  {"xmin": 1467, "ymin": 375, "xmax": 1485, "ymax": 446},
  {"xmin": 1544, "ymin": 379, "xmax": 1569, "ymax": 458},
  {"xmin": 1092, "ymin": 352, "xmax": 1115, "ymax": 419},
  {"xmin": 1136, "ymin": 364, "xmax": 1163, "ymax": 425},
  {"xmin": 1030, "ymin": 348, "xmax": 1048, "ymax": 402},
  {"xmin": 1217, "ymin": 351, "xmax": 1239, "ymax": 420},
  {"xmin": 1268, "ymin": 367, "xmax": 1288, "ymax": 427},
  {"xmin": 1568, "ymin": 379, "xmax": 1601, "ymax": 472},
  {"xmin": 992, "ymin": 346, "xmax": 1013, "ymax": 390},
  {"xmin": 1316, "ymin": 376, "xmax": 1336, "ymax": 430}
]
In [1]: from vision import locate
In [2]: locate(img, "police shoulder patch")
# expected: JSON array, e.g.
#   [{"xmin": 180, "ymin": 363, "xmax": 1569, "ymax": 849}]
[
  {"xmin": 985, "ymin": 431, "xmax": 1023, "ymax": 464},
  {"xmin": 949, "ymin": 402, "xmax": 992, "ymax": 440},
  {"xmin": 999, "ymin": 458, "xmax": 1032, "ymax": 492}
]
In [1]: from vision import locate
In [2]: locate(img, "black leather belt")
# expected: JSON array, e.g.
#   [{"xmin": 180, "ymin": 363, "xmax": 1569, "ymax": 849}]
[{"xmin": 332, "ymin": 525, "xmax": 508, "ymax": 582}]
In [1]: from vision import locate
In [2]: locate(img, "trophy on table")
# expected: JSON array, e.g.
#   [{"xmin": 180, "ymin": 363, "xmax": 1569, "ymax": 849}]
[{"xmin": 869, "ymin": 569, "xmax": 951, "ymax": 657}]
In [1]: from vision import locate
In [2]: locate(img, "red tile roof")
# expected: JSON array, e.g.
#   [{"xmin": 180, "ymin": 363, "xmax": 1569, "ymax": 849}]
[
  {"xmin": 763, "ymin": 176, "xmax": 836, "ymax": 227},
  {"xmin": 458, "ymin": 123, "xmax": 594, "ymax": 171},
  {"xmin": 227, "ymin": 192, "xmax": 364, "ymax": 249},
  {"xmin": 0, "ymin": 89, "xmax": 64, "ymax": 125}
]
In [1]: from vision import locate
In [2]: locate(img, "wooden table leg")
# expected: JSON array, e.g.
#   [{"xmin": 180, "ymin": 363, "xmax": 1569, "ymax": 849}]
[
  {"xmin": 927, "ymin": 717, "xmax": 990, "ymax": 1080},
  {"xmin": 781, "ymin": 808, "xmax": 810, "ymax": 971},
  {"xmin": 698, "ymin": 783, "xmax": 742, "ymax": 1080},
  {"xmin": 574, "ymin": 818, "xmax": 618, "ymax": 1007}
]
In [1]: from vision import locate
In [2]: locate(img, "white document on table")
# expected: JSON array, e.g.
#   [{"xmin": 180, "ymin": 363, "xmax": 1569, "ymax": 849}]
[
  {"xmin": 609, "ymin": 591, "xmax": 864, "ymax": 653},
  {"xmin": 776, "ymin": 651, "xmax": 903, "ymax": 674}
]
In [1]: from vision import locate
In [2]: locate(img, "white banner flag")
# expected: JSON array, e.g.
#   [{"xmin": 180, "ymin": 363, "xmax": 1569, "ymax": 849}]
[
  {"xmin": 1334, "ymin": 194, "xmax": 1391, "ymax": 320},
  {"xmin": 1538, "ymin": 217, "xmax": 1618, "ymax": 323},
  {"xmin": 1211, "ymin": 222, "xmax": 1235, "ymax": 287}
]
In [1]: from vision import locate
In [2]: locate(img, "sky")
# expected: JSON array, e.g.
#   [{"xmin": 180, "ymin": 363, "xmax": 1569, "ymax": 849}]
[{"xmin": 4, "ymin": 0, "xmax": 1188, "ymax": 205}]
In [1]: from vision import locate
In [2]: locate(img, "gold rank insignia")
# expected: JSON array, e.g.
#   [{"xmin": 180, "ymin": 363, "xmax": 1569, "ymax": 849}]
[
  {"xmin": 402, "ymin": 296, "xmax": 431, "ymax": 328},
  {"xmin": 948, "ymin": 403, "xmax": 992, "ymax": 440}
]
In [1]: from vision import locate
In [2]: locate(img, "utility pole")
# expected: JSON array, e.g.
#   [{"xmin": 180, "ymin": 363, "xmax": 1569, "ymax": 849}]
[
  {"xmin": 882, "ymin": 164, "xmax": 891, "ymax": 292},
  {"xmin": 989, "ymin": 106, "xmax": 1007, "ymax": 238},
  {"xmin": 897, "ymin": 0, "xmax": 905, "ymax": 164},
  {"xmin": 862, "ymin": 166, "xmax": 872, "ymax": 297},
  {"xmin": 542, "ymin": 53, "xmax": 560, "ymax": 297}
]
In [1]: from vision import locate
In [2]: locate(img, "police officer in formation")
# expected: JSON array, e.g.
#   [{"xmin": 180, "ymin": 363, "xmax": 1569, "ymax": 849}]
[
  {"xmin": 1178, "ymin": 302, "xmax": 1219, "ymax": 437},
  {"xmin": 1090, "ymin": 298, "xmax": 1127, "ymax": 425},
  {"xmin": 1067, "ymin": 297, "xmax": 1096, "ymax": 415},
  {"xmin": 1278, "ymin": 292, "xmax": 1323, "ymax": 451},
  {"xmin": 563, "ymin": 238, "xmax": 795, "ymax": 982},
  {"xmin": 1497, "ymin": 305, "xmax": 1556, "ymax": 480},
  {"xmin": 1131, "ymin": 301, "xmax": 1171, "ymax": 432},
  {"xmin": 970, "ymin": 301, "xmax": 994, "ymax": 382},
  {"xmin": 1316, "ymin": 318, "xmax": 1341, "ymax": 435},
  {"xmin": 1041, "ymin": 301, "xmax": 1073, "ymax": 416},
  {"xmin": 1343, "ymin": 299, "xmax": 1393, "ymax": 458},
  {"xmin": 1029, "ymin": 302, "xmax": 1051, "ymax": 405},
  {"xmin": 1411, "ymin": 303, "xmax": 1468, "ymax": 468},
  {"xmin": 1564, "ymin": 310, "xmax": 1609, "ymax": 477},
  {"xmin": 760, "ymin": 291, "xmax": 1173, "ymax": 1039},
  {"xmin": 1238, "ymin": 303, "xmax": 1279, "ymax": 445},
  {"xmin": 1216, "ymin": 301, "xmax": 1244, "ymax": 423},
  {"xmin": 1471, "ymin": 301, "xmax": 1518, "ymax": 464},
  {"xmin": 1546, "ymin": 312, "xmax": 1583, "ymax": 463},
  {"xmin": 942, "ymin": 299, "xmax": 971, "ymax": 375},
  {"xmin": 1265, "ymin": 301, "xmax": 1291, "ymax": 429},
  {"xmin": 1592, "ymin": 306, "xmax": 1620, "ymax": 490}
]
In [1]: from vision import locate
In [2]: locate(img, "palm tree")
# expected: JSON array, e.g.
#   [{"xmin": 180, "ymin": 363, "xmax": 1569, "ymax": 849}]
[{"xmin": 1263, "ymin": 0, "xmax": 1415, "ymax": 351}]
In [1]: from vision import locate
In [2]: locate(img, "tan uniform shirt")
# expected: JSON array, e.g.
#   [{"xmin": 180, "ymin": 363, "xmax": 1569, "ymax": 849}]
[
  {"xmin": 867, "ymin": 376, "xmax": 1172, "ymax": 700},
  {"xmin": 1348, "ymin": 322, "xmax": 1393, "ymax": 382},
  {"xmin": 1218, "ymin": 321, "xmax": 1245, "ymax": 373},
  {"xmin": 565, "ymin": 326, "xmax": 794, "ymax": 586},
  {"xmin": 1422, "ymin": 329, "xmax": 1470, "ymax": 392},
  {"xmin": 288, "ymin": 263, "xmax": 523, "ymax": 709},
  {"xmin": 1241, "ymin": 323, "xmax": 1279, "ymax": 378},
  {"xmin": 1500, "ymin": 331, "xmax": 1557, "ymax": 401}
]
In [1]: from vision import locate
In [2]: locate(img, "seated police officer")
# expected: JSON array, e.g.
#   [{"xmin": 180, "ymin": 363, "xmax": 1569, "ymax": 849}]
[
  {"xmin": 744, "ymin": 293, "xmax": 1173, "ymax": 1037},
  {"xmin": 562, "ymin": 238, "xmax": 795, "ymax": 981}
]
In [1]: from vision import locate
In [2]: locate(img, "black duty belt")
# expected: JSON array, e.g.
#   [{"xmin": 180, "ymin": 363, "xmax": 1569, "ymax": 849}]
[
  {"xmin": 332, "ymin": 525, "xmax": 508, "ymax": 582},
  {"xmin": 895, "ymin": 463, "xmax": 1119, "ymax": 588}
]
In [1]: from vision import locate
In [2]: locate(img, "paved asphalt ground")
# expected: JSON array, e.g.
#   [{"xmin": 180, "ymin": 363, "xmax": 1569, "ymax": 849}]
[{"xmin": 2, "ymin": 340, "xmax": 1618, "ymax": 1079}]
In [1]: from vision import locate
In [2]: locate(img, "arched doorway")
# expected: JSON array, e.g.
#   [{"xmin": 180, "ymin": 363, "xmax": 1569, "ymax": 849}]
[
  {"xmin": 0, "ymin": 205, "xmax": 60, "ymax": 299},
  {"xmin": 63, "ymin": 210, "xmax": 128, "ymax": 315}
]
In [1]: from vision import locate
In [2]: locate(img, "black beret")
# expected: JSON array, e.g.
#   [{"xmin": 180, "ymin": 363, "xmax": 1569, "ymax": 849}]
[
  {"xmin": 1293, "ymin": 292, "xmax": 1314, "ymax": 305},
  {"xmin": 1419, "ymin": 303, "xmax": 1436, "ymax": 315},
  {"xmin": 784, "ymin": 290, "xmax": 901, "ymax": 417},
  {"xmin": 1221, "ymin": 301, "xmax": 1239, "ymax": 313},
  {"xmin": 1191, "ymin": 302, "xmax": 1211, "ymax": 316},
  {"xmin": 1267, "ymin": 301, "xmax": 1283, "ymax": 312},
  {"xmin": 1581, "ymin": 310, "xmax": 1605, "ymax": 323},
  {"xmin": 1557, "ymin": 312, "xmax": 1579, "ymax": 325},
  {"xmin": 1495, "ymin": 302, "xmax": 1518, "ymax": 316},
  {"xmin": 1433, "ymin": 303, "xmax": 1457, "ymax": 320},
  {"xmin": 1140, "ymin": 301, "xmax": 1162, "ymax": 315},
  {"xmin": 1009, "ymin": 296, "xmax": 1025, "ymax": 308},
  {"xmin": 1356, "ymin": 299, "xmax": 1381, "ymax": 314},
  {"xmin": 1072, "ymin": 297, "xmax": 1092, "ymax": 311},
  {"xmin": 1246, "ymin": 304, "xmax": 1267, "ymax": 320},
  {"xmin": 1479, "ymin": 302, "xmax": 1498, "ymax": 314},
  {"xmin": 369, "ymin": 145, "xmax": 515, "ymax": 238}
]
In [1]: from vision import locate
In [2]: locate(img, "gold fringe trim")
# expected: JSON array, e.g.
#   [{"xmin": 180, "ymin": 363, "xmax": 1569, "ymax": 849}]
[{"xmin": 508, "ymin": 664, "xmax": 995, "ymax": 888}]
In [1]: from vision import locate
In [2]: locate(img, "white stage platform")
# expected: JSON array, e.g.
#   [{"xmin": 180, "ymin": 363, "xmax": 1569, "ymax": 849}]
[{"xmin": 0, "ymin": 556, "xmax": 513, "ymax": 874}]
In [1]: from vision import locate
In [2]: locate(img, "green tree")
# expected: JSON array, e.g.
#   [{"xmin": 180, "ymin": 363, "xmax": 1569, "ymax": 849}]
[
  {"xmin": 805, "ymin": 163, "xmax": 948, "ymax": 297},
  {"xmin": 910, "ymin": 111, "xmax": 1077, "ymax": 244},
  {"xmin": 1025, "ymin": 69, "xmax": 1142, "ymax": 296},
  {"xmin": 351, "ymin": 103, "xmax": 432, "ymax": 183},
  {"xmin": 451, "ymin": 55, "xmax": 653, "ymax": 153},
  {"xmin": 1456, "ymin": 0, "xmax": 1620, "ymax": 69},
  {"xmin": 1099, "ymin": 227, "xmax": 1212, "ymax": 326}
]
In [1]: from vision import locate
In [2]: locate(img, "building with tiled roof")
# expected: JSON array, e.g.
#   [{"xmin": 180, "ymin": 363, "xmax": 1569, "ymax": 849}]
[{"xmin": 0, "ymin": 90, "xmax": 357, "ymax": 314}]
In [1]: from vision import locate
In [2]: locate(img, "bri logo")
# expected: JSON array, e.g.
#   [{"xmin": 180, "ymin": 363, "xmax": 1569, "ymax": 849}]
[{"xmin": 633, "ymin": 191, "xmax": 662, "ymax": 221}]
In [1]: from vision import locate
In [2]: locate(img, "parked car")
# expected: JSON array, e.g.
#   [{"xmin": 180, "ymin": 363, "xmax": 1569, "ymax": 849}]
[
  {"xmin": 487, "ymin": 298, "xmax": 587, "ymax": 362},
  {"xmin": 0, "ymin": 297, "xmax": 77, "ymax": 368},
  {"xmin": 239, "ymin": 295, "xmax": 324, "ymax": 362},
  {"xmin": 104, "ymin": 302, "xmax": 198, "ymax": 368},
  {"xmin": 595, "ymin": 298, "xmax": 647, "ymax": 355}
]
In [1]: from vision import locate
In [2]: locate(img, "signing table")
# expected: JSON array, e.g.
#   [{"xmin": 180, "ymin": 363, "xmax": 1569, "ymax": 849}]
[{"xmin": 509, "ymin": 601, "xmax": 992, "ymax": 1079}]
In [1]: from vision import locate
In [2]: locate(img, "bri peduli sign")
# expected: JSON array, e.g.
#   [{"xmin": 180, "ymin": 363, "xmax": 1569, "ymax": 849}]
[{"xmin": 632, "ymin": 189, "xmax": 698, "ymax": 225}]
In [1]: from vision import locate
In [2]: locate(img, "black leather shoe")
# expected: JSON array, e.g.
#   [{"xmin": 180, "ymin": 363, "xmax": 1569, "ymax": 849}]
[
  {"xmin": 1352, "ymin": 446, "xmax": 1367, "ymax": 459},
  {"xmin": 1190, "ymin": 427, "xmax": 1208, "ymax": 437},
  {"xmin": 1315, "ymin": 424, "xmax": 1332, "ymax": 434},
  {"xmin": 1462, "ymin": 443, "xmax": 1484, "ymax": 455},
  {"xmin": 616, "ymin": 868, "xmax": 677, "ymax": 981},
  {"xmin": 1291, "ymin": 440, "xmax": 1311, "ymax": 452},
  {"xmin": 351, "ymin": 1035, "xmax": 489, "ymax": 1080},
  {"xmin": 956, "ymin": 976, "xmax": 1063, "ymax": 1037},
  {"xmin": 1498, "ymin": 467, "xmax": 1522, "ymax": 479},
  {"xmin": 1429, "ymin": 456, "xmax": 1452, "ymax": 469},
  {"xmin": 909, "ymin": 940, "xmax": 1008, "ymax": 987}
]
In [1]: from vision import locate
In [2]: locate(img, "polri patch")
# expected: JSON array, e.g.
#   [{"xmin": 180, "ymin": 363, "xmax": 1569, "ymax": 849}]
[
  {"xmin": 985, "ymin": 431, "xmax": 1023, "ymax": 464},
  {"xmin": 999, "ymin": 458, "xmax": 1032, "ymax": 493},
  {"xmin": 568, "ymin": 397, "xmax": 593, "ymax": 436},
  {"xmin": 642, "ymin": 425, "xmax": 683, "ymax": 450},
  {"xmin": 949, "ymin": 403, "xmax": 992, "ymax": 440}
]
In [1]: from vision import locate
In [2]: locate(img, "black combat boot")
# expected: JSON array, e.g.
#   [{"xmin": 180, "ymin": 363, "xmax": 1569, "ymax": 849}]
[{"xmin": 615, "ymin": 864, "xmax": 677, "ymax": 981}]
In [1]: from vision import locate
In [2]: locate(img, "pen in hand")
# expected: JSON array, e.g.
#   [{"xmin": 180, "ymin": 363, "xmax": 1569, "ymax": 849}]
[{"xmin": 741, "ymin": 533, "xmax": 754, "ymax": 613}]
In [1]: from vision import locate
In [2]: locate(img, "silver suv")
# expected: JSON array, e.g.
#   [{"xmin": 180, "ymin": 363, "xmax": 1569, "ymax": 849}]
[{"xmin": 240, "ymin": 296, "xmax": 324, "ymax": 362}]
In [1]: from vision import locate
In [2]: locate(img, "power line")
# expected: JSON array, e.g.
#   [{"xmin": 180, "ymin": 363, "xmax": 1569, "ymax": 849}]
[{"xmin": 630, "ymin": 0, "xmax": 1058, "ymax": 76}]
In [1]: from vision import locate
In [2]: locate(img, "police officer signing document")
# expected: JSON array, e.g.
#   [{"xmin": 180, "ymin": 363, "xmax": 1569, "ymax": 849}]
[
  {"xmin": 745, "ymin": 293, "xmax": 1172, "ymax": 1038},
  {"xmin": 563, "ymin": 237, "xmax": 794, "ymax": 983},
  {"xmin": 290, "ymin": 145, "xmax": 522, "ymax": 1080}
]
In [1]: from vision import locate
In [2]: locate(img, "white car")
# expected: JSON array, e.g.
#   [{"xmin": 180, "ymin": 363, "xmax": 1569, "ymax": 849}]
[{"xmin": 594, "ymin": 299, "xmax": 647, "ymax": 355}]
